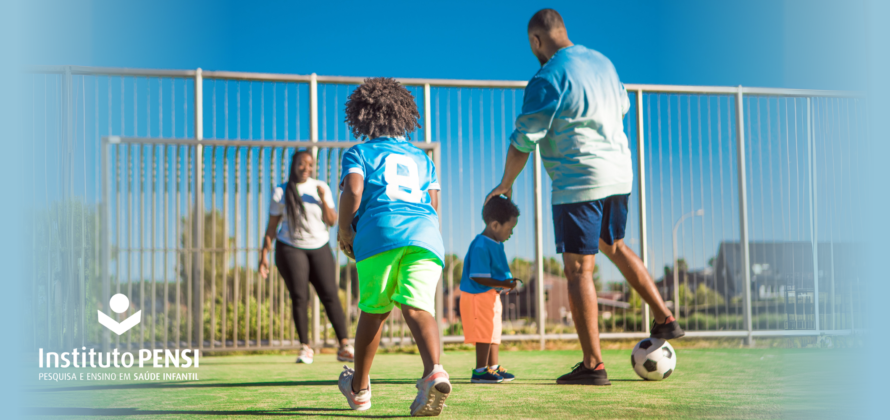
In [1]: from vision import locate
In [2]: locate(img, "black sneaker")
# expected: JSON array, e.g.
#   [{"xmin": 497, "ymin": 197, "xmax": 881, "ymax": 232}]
[
  {"xmin": 650, "ymin": 316, "xmax": 686, "ymax": 340},
  {"xmin": 493, "ymin": 366, "xmax": 515, "ymax": 382},
  {"xmin": 556, "ymin": 362, "xmax": 611, "ymax": 385},
  {"xmin": 470, "ymin": 368, "xmax": 504, "ymax": 384}
]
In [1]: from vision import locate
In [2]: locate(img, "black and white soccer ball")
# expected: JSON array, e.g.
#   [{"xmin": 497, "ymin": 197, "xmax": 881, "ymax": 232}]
[{"xmin": 631, "ymin": 338, "xmax": 676, "ymax": 381}]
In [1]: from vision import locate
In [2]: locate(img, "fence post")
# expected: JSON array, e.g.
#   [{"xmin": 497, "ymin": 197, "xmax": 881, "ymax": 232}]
[
  {"xmin": 734, "ymin": 86, "xmax": 754, "ymax": 347},
  {"xmin": 635, "ymin": 90, "xmax": 651, "ymax": 333},
  {"xmin": 309, "ymin": 73, "xmax": 321, "ymax": 348},
  {"xmin": 807, "ymin": 97, "xmax": 821, "ymax": 332},
  {"xmin": 534, "ymin": 145, "xmax": 546, "ymax": 350},
  {"xmin": 193, "ymin": 68, "xmax": 205, "ymax": 350}
]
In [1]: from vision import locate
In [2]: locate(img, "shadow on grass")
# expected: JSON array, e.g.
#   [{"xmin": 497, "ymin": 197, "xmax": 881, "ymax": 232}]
[
  {"xmin": 25, "ymin": 407, "xmax": 410, "ymax": 418},
  {"xmin": 28, "ymin": 379, "xmax": 417, "ymax": 393}
]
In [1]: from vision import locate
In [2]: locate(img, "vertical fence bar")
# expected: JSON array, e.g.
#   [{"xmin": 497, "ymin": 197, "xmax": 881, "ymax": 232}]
[
  {"xmin": 221, "ymin": 147, "xmax": 229, "ymax": 348},
  {"xmin": 210, "ymin": 147, "xmax": 217, "ymax": 348},
  {"xmin": 233, "ymin": 149, "xmax": 240, "ymax": 348},
  {"xmin": 636, "ymin": 89, "xmax": 651, "ymax": 333},
  {"xmin": 193, "ymin": 69, "xmax": 205, "ymax": 349},
  {"xmin": 807, "ymin": 97, "xmax": 821, "ymax": 332},
  {"xmin": 735, "ymin": 87, "xmax": 753, "ymax": 346},
  {"xmin": 534, "ymin": 145, "xmax": 545, "ymax": 350},
  {"xmin": 309, "ymin": 74, "xmax": 321, "ymax": 348},
  {"xmin": 101, "ymin": 137, "xmax": 112, "ymax": 351}
]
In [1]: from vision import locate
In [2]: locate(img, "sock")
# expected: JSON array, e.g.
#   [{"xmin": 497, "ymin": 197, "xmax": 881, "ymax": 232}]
[
  {"xmin": 490, "ymin": 364, "xmax": 499, "ymax": 370},
  {"xmin": 474, "ymin": 367, "xmax": 487, "ymax": 373},
  {"xmin": 593, "ymin": 363, "xmax": 605, "ymax": 371},
  {"xmin": 664, "ymin": 316, "xmax": 676, "ymax": 324}
]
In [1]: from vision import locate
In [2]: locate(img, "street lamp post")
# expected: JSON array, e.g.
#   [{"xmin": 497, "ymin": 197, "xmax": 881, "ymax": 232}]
[{"xmin": 672, "ymin": 209, "xmax": 705, "ymax": 318}]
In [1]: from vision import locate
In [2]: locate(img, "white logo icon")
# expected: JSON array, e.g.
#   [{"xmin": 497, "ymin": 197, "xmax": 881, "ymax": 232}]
[{"xmin": 98, "ymin": 294, "xmax": 141, "ymax": 335}]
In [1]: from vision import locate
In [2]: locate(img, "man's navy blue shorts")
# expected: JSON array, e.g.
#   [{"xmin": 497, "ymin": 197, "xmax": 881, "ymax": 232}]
[{"xmin": 553, "ymin": 194, "xmax": 630, "ymax": 255}]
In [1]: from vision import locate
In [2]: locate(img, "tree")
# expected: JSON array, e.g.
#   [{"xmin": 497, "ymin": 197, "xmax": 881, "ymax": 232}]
[
  {"xmin": 442, "ymin": 254, "xmax": 463, "ymax": 288},
  {"xmin": 664, "ymin": 258, "xmax": 689, "ymax": 279}
]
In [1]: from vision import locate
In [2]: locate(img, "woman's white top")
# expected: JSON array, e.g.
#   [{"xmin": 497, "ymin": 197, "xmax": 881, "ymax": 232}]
[{"xmin": 269, "ymin": 178, "xmax": 335, "ymax": 250}]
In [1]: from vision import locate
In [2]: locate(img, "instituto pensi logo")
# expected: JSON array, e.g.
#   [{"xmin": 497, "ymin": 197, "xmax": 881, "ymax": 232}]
[{"xmin": 98, "ymin": 293, "xmax": 141, "ymax": 335}]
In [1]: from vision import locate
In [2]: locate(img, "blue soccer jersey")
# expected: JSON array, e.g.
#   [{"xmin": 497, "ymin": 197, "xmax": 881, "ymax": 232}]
[
  {"xmin": 460, "ymin": 234, "xmax": 513, "ymax": 294},
  {"xmin": 339, "ymin": 136, "xmax": 444, "ymax": 263}
]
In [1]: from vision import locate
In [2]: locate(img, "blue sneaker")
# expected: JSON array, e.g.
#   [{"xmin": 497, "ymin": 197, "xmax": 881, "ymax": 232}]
[
  {"xmin": 493, "ymin": 366, "xmax": 515, "ymax": 382},
  {"xmin": 470, "ymin": 368, "xmax": 503, "ymax": 384}
]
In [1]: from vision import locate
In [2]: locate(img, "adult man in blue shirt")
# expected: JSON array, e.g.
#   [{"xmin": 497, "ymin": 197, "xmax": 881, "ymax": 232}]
[{"xmin": 486, "ymin": 8, "xmax": 685, "ymax": 386}]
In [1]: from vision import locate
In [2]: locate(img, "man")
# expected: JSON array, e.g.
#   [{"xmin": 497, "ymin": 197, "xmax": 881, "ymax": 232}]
[{"xmin": 485, "ymin": 8, "xmax": 685, "ymax": 386}]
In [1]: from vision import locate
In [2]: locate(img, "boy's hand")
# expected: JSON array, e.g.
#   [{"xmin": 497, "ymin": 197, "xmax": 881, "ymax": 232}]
[
  {"xmin": 501, "ymin": 278, "xmax": 519, "ymax": 293},
  {"xmin": 338, "ymin": 225, "xmax": 356, "ymax": 260}
]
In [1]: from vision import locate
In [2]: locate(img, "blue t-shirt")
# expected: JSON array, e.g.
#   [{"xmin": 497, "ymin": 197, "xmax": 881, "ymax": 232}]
[
  {"xmin": 460, "ymin": 234, "xmax": 513, "ymax": 294},
  {"xmin": 339, "ymin": 136, "xmax": 444, "ymax": 263}
]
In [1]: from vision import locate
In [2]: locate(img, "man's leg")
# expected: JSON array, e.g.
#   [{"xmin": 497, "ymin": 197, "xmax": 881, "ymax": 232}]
[
  {"xmin": 475, "ymin": 343, "xmax": 492, "ymax": 369},
  {"xmin": 352, "ymin": 311, "xmax": 390, "ymax": 393},
  {"xmin": 401, "ymin": 304, "xmax": 439, "ymax": 377},
  {"xmin": 563, "ymin": 252, "xmax": 603, "ymax": 369},
  {"xmin": 599, "ymin": 238, "xmax": 673, "ymax": 323}
]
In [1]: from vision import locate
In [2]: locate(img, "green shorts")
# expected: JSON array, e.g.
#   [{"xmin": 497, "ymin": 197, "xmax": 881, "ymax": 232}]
[{"xmin": 356, "ymin": 246, "xmax": 443, "ymax": 316}]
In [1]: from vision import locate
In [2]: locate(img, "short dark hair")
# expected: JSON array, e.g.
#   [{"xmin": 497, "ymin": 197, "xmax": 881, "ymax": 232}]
[
  {"xmin": 483, "ymin": 195, "xmax": 520, "ymax": 225},
  {"xmin": 344, "ymin": 77, "xmax": 421, "ymax": 140},
  {"xmin": 528, "ymin": 8, "xmax": 565, "ymax": 33}
]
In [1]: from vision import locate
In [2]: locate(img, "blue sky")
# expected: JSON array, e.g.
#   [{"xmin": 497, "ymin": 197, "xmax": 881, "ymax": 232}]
[{"xmin": 30, "ymin": 0, "xmax": 867, "ymax": 90}]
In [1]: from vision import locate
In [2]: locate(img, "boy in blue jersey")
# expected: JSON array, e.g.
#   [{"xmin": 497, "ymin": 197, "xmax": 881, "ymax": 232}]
[
  {"xmin": 460, "ymin": 195, "xmax": 520, "ymax": 384},
  {"xmin": 336, "ymin": 78, "xmax": 451, "ymax": 417}
]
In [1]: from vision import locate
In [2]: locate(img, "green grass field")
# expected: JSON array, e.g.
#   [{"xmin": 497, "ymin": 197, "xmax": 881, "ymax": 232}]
[{"xmin": 24, "ymin": 347, "xmax": 856, "ymax": 419}]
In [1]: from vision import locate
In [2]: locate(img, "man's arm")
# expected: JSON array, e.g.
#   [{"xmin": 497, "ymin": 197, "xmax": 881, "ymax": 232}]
[
  {"xmin": 485, "ymin": 145, "xmax": 530, "ymax": 205},
  {"xmin": 485, "ymin": 76, "xmax": 559, "ymax": 206}
]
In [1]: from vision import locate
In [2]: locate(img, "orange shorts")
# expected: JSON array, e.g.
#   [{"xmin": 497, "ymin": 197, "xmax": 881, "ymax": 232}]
[{"xmin": 460, "ymin": 290, "xmax": 502, "ymax": 344}]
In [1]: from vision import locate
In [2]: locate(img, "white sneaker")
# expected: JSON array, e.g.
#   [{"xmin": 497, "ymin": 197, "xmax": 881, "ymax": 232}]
[
  {"xmin": 296, "ymin": 346, "xmax": 314, "ymax": 364},
  {"xmin": 337, "ymin": 344, "xmax": 355, "ymax": 363},
  {"xmin": 338, "ymin": 365, "xmax": 371, "ymax": 411},
  {"xmin": 410, "ymin": 365, "xmax": 451, "ymax": 417}
]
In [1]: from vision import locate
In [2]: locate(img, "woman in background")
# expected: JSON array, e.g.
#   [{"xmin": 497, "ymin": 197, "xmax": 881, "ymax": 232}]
[{"xmin": 259, "ymin": 150, "xmax": 353, "ymax": 364}]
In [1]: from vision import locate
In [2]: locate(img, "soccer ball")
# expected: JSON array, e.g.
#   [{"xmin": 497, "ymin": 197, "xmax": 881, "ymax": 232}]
[{"xmin": 630, "ymin": 338, "xmax": 676, "ymax": 381}]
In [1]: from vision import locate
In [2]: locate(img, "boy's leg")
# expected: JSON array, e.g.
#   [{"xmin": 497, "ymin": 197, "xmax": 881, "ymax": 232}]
[
  {"xmin": 393, "ymin": 247, "xmax": 451, "ymax": 416},
  {"xmin": 488, "ymin": 344, "xmax": 499, "ymax": 367},
  {"xmin": 598, "ymin": 238, "xmax": 673, "ymax": 323},
  {"xmin": 475, "ymin": 343, "xmax": 492, "ymax": 369},
  {"xmin": 563, "ymin": 252, "xmax": 603, "ymax": 369},
  {"xmin": 402, "ymin": 304, "xmax": 439, "ymax": 377},
  {"xmin": 352, "ymin": 247, "xmax": 401, "ymax": 392},
  {"xmin": 391, "ymin": 247, "xmax": 444, "ymax": 377},
  {"xmin": 352, "ymin": 310, "xmax": 390, "ymax": 393}
]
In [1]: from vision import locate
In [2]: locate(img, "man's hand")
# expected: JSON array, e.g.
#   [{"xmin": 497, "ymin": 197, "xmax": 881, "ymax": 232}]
[
  {"xmin": 484, "ymin": 184, "xmax": 513, "ymax": 207},
  {"xmin": 338, "ymin": 224, "xmax": 356, "ymax": 260}
]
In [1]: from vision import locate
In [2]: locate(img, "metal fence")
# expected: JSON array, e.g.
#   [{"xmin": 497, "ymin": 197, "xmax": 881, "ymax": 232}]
[{"xmin": 26, "ymin": 66, "xmax": 864, "ymax": 353}]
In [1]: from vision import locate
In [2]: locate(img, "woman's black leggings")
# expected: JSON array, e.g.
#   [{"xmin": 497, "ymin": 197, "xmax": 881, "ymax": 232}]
[{"xmin": 275, "ymin": 241, "xmax": 349, "ymax": 345}]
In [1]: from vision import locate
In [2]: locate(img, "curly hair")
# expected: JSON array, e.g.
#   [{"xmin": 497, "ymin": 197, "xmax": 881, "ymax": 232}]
[
  {"xmin": 483, "ymin": 195, "xmax": 521, "ymax": 225},
  {"xmin": 344, "ymin": 77, "xmax": 421, "ymax": 140}
]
